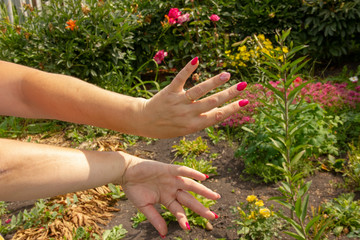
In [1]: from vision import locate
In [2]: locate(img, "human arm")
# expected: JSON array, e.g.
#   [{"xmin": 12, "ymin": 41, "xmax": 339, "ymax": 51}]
[
  {"xmin": 0, "ymin": 58, "xmax": 247, "ymax": 138},
  {"xmin": 0, "ymin": 138, "xmax": 219, "ymax": 236}
]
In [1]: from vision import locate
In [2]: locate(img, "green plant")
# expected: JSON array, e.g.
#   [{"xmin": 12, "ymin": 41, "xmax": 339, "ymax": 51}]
[
  {"xmin": 322, "ymin": 193, "xmax": 360, "ymax": 237},
  {"xmin": 107, "ymin": 184, "xmax": 126, "ymax": 200},
  {"xmin": 102, "ymin": 224, "xmax": 127, "ymax": 240},
  {"xmin": 205, "ymin": 126, "xmax": 226, "ymax": 145},
  {"xmin": 342, "ymin": 144, "xmax": 360, "ymax": 191},
  {"xmin": 2, "ymin": 199, "xmax": 64, "ymax": 235},
  {"xmin": 255, "ymin": 29, "xmax": 329, "ymax": 239},
  {"xmin": 298, "ymin": 0, "xmax": 360, "ymax": 58},
  {"xmin": 174, "ymin": 156, "xmax": 217, "ymax": 176},
  {"xmin": 131, "ymin": 211, "xmax": 147, "ymax": 228},
  {"xmin": 236, "ymin": 101, "xmax": 340, "ymax": 183},
  {"xmin": 0, "ymin": 201, "xmax": 7, "ymax": 216},
  {"xmin": 0, "ymin": 117, "xmax": 61, "ymax": 138},
  {"xmin": 73, "ymin": 226, "xmax": 100, "ymax": 240},
  {"xmin": 172, "ymin": 136, "xmax": 209, "ymax": 158},
  {"xmin": 161, "ymin": 192, "xmax": 216, "ymax": 229},
  {"xmin": 232, "ymin": 195, "xmax": 286, "ymax": 240}
]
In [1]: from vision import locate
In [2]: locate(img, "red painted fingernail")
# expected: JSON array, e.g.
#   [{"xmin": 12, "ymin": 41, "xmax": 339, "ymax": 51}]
[
  {"xmin": 186, "ymin": 222, "xmax": 191, "ymax": 230},
  {"xmin": 204, "ymin": 174, "xmax": 209, "ymax": 179},
  {"xmin": 237, "ymin": 82, "xmax": 247, "ymax": 91},
  {"xmin": 191, "ymin": 56, "xmax": 198, "ymax": 65},
  {"xmin": 160, "ymin": 233, "xmax": 166, "ymax": 239},
  {"xmin": 239, "ymin": 99, "xmax": 249, "ymax": 107},
  {"xmin": 211, "ymin": 211, "xmax": 219, "ymax": 219},
  {"xmin": 220, "ymin": 72, "xmax": 231, "ymax": 81}
]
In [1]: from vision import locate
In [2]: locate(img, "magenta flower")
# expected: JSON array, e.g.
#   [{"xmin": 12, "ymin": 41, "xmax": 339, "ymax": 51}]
[
  {"xmin": 168, "ymin": 18, "xmax": 177, "ymax": 25},
  {"xmin": 5, "ymin": 218, "xmax": 11, "ymax": 224},
  {"xmin": 177, "ymin": 13, "xmax": 190, "ymax": 24},
  {"xmin": 168, "ymin": 8, "xmax": 181, "ymax": 19},
  {"xmin": 153, "ymin": 50, "xmax": 168, "ymax": 64},
  {"xmin": 209, "ymin": 14, "xmax": 220, "ymax": 22}
]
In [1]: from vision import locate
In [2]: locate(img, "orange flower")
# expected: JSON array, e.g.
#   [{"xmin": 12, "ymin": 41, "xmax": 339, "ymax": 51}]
[{"xmin": 65, "ymin": 19, "xmax": 78, "ymax": 31}]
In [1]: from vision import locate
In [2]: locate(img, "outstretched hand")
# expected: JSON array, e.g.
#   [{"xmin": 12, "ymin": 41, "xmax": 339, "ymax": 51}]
[
  {"xmin": 137, "ymin": 57, "xmax": 248, "ymax": 138},
  {"xmin": 120, "ymin": 153, "xmax": 220, "ymax": 237}
]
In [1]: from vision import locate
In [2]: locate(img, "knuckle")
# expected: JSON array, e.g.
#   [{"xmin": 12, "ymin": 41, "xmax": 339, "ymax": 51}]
[
  {"xmin": 207, "ymin": 97, "xmax": 218, "ymax": 107},
  {"xmin": 215, "ymin": 110, "xmax": 225, "ymax": 122}
]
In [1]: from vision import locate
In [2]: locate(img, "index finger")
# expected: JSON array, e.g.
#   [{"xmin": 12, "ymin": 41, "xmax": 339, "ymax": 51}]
[{"xmin": 168, "ymin": 57, "xmax": 199, "ymax": 92}]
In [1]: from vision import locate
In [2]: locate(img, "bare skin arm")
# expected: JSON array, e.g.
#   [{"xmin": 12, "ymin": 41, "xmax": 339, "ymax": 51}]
[
  {"xmin": 0, "ymin": 138, "xmax": 219, "ymax": 236},
  {"xmin": 0, "ymin": 58, "xmax": 247, "ymax": 236},
  {"xmin": 0, "ymin": 59, "xmax": 247, "ymax": 138}
]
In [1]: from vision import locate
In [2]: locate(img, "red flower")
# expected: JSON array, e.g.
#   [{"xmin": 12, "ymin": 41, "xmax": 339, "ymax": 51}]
[
  {"xmin": 65, "ymin": 19, "xmax": 78, "ymax": 31},
  {"xmin": 209, "ymin": 14, "xmax": 220, "ymax": 22},
  {"xmin": 168, "ymin": 8, "xmax": 181, "ymax": 19},
  {"xmin": 153, "ymin": 50, "xmax": 168, "ymax": 64},
  {"xmin": 294, "ymin": 77, "xmax": 302, "ymax": 84},
  {"xmin": 5, "ymin": 219, "xmax": 11, "ymax": 224}
]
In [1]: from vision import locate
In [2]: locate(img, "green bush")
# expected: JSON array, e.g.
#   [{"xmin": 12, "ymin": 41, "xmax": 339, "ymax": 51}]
[
  {"xmin": 0, "ymin": 0, "xmax": 139, "ymax": 84},
  {"xmin": 236, "ymin": 102, "xmax": 341, "ymax": 183},
  {"xmin": 298, "ymin": 0, "xmax": 360, "ymax": 58}
]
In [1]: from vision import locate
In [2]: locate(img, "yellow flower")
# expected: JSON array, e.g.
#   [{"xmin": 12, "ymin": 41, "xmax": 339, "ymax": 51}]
[
  {"xmin": 259, "ymin": 208, "xmax": 271, "ymax": 218},
  {"xmin": 282, "ymin": 46, "xmax": 289, "ymax": 53},
  {"xmin": 255, "ymin": 200, "xmax": 264, "ymax": 207},
  {"xmin": 238, "ymin": 45, "xmax": 247, "ymax": 52},
  {"xmin": 258, "ymin": 34, "xmax": 265, "ymax": 42},
  {"xmin": 248, "ymin": 211, "xmax": 256, "ymax": 219},
  {"xmin": 246, "ymin": 195, "xmax": 258, "ymax": 202}
]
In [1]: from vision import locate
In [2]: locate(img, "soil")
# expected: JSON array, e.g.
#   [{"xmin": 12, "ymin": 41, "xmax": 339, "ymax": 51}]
[{"xmin": 1, "ymin": 130, "xmax": 356, "ymax": 240}]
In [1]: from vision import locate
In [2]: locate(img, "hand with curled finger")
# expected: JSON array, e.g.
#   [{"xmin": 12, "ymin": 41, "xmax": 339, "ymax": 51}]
[
  {"xmin": 120, "ymin": 152, "xmax": 220, "ymax": 238},
  {"xmin": 136, "ymin": 56, "xmax": 249, "ymax": 139}
]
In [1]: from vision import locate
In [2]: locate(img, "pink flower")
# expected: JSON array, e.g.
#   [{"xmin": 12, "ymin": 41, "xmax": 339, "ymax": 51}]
[
  {"xmin": 177, "ymin": 13, "xmax": 190, "ymax": 24},
  {"xmin": 209, "ymin": 14, "xmax": 220, "ymax": 22},
  {"xmin": 5, "ymin": 218, "xmax": 11, "ymax": 224},
  {"xmin": 153, "ymin": 50, "xmax": 168, "ymax": 64},
  {"xmin": 168, "ymin": 8, "xmax": 181, "ymax": 19},
  {"xmin": 294, "ymin": 77, "xmax": 302, "ymax": 84},
  {"xmin": 168, "ymin": 18, "xmax": 177, "ymax": 25}
]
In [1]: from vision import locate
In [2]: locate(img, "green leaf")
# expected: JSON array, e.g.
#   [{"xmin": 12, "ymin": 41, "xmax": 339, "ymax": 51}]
[
  {"xmin": 277, "ymin": 212, "xmax": 305, "ymax": 238},
  {"xmin": 271, "ymin": 199, "xmax": 292, "ymax": 210},
  {"xmin": 305, "ymin": 215, "xmax": 321, "ymax": 233},
  {"xmin": 283, "ymin": 231, "xmax": 306, "ymax": 240},
  {"xmin": 259, "ymin": 66, "xmax": 281, "ymax": 81},
  {"xmin": 261, "ymin": 82, "xmax": 285, "ymax": 102},
  {"xmin": 301, "ymin": 194, "xmax": 309, "ymax": 222},
  {"xmin": 280, "ymin": 181, "xmax": 292, "ymax": 194},
  {"xmin": 295, "ymin": 197, "xmax": 302, "ymax": 219},
  {"xmin": 290, "ymin": 150, "xmax": 306, "ymax": 168}
]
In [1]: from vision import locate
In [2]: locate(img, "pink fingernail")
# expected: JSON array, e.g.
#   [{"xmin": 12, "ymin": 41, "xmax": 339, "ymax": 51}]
[
  {"xmin": 160, "ymin": 233, "xmax": 166, "ymax": 239},
  {"xmin": 211, "ymin": 211, "xmax": 219, "ymax": 219},
  {"xmin": 191, "ymin": 56, "xmax": 198, "ymax": 65},
  {"xmin": 204, "ymin": 174, "xmax": 209, "ymax": 179},
  {"xmin": 239, "ymin": 99, "xmax": 249, "ymax": 107},
  {"xmin": 186, "ymin": 222, "xmax": 191, "ymax": 230},
  {"xmin": 220, "ymin": 72, "xmax": 231, "ymax": 81},
  {"xmin": 237, "ymin": 82, "xmax": 247, "ymax": 91}
]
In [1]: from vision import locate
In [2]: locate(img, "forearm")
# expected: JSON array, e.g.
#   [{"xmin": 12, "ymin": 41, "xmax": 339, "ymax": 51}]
[
  {"xmin": 0, "ymin": 138, "xmax": 130, "ymax": 201},
  {"xmin": 0, "ymin": 61, "xmax": 146, "ymax": 136}
]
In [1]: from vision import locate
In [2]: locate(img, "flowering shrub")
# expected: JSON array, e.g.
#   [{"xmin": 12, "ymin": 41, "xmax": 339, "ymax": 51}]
[
  {"xmin": 232, "ymin": 195, "xmax": 285, "ymax": 240},
  {"xmin": 153, "ymin": 50, "xmax": 167, "ymax": 64},
  {"xmin": 0, "ymin": 0, "xmax": 140, "ymax": 84},
  {"xmin": 224, "ymin": 34, "xmax": 289, "ymax": 82},
  {"xmin": 222, "ymin": 80, "xmax": 360, "ymax": 128}
]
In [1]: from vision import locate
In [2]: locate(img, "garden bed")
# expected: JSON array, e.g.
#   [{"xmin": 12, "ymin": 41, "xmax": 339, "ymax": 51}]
[{"xmin": 1, "ymin": 130, "xmax": 354, "ymax": 240}]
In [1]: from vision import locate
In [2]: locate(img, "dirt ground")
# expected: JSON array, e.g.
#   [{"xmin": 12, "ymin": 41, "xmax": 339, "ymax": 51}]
[{"xmin": 1, "ymin": 130, "xmax": 355, "ymax": 240}]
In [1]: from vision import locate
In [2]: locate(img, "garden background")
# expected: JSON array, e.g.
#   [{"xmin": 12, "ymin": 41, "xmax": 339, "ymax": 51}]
[{"xmin": 1, "ymin": 0, "xmax": 360, "ymax": 239}]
